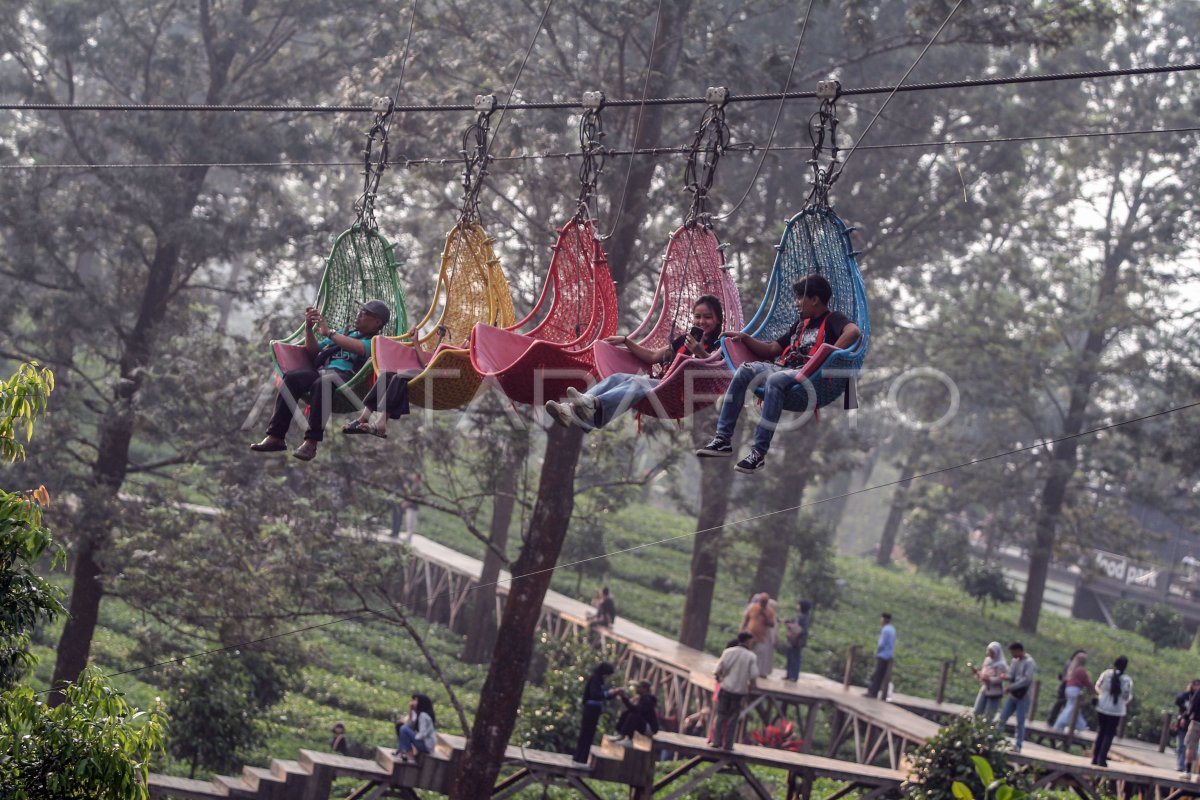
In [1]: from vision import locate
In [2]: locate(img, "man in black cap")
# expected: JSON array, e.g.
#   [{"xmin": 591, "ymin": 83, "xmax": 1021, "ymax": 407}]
[{"xmin": 251, "ymin": 300, "xmax": 390, "ymax": 461}]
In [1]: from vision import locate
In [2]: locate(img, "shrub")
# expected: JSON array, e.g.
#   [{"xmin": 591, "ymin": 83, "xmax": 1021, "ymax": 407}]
[
  {"xmin": 1136, "ymin": 604, "xmax": 1188, "ymax": 652},
  {"xmin": 902, "ymin": 714, "xmax": 1012, "ymax": 800},
  {"xmin": 959, "ymin": 562, "xmax": 1017, "ymax": 611},
  {"xmin": 1113, "ymin": 599, "xmax": 1142, "ymax": 632}
]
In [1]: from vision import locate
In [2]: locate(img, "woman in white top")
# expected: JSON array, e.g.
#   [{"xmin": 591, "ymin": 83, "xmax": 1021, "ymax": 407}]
[
  {"xmin": 395, "ymin": 693, "xmax": 437, "ymax": 763},
  {"xmin": 1092, "ymin": 656, "xmax": 1132, "ymax": 767}
]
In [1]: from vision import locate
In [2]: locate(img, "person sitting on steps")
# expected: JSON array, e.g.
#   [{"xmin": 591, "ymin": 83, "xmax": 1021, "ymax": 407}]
[
  {"xmin": 696, "ymin": 275, "xmax": 860, "ymax": 473},
  {"xmin": 251, "ymin": 300, "xmax": 390, "ymax": 461},
  {"xmin": 545, "ymin": 295, "xmax": 724, "ymax": 430},
  {"xmin": 394, "ymin": 693, "xmax": 437, "ymax": 764}
]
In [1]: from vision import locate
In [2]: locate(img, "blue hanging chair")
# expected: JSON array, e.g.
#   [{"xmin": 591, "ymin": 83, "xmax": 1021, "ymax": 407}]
[{"xmin": 721, "ymin": 206, "xmax": 870, "ymax": 413}]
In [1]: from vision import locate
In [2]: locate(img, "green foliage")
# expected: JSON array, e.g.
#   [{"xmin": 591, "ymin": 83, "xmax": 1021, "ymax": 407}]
[
  {"xmin": 959, "ymin": 562, "xmax": 1017, "ymax": 611},
  {"xmin": 0, "ymin": 666, "xmax": 166, "ymax": 800},
  {"xmin": 0, "ymin": 363, "xmax": 65, "ymax": 689},
  {"xmin": 1112, "ymin": 600, "xmax": 1142, "ymax": 632},
  {"xmin": 515, "ymin": 632, "xmax": 618, "ymax": 753},
  {"xmin": 0, "ymin": 362, "xmax": 53, "ymax": 463},
  {"xmin": 1136, "ymin": 604, "xmax": 1188, "ymax": 653},
  {"xmin": 903, "ymin": 714, "xmax": 1013, "ymax": 800},
  {"xmin": 903, "ymin": 505, "xmax": 970, "ymax": 578},
  {"xmin": 166, "ymin": 655, "xmax": 268, "ymax": 778},
  {"xmin": 951, "ymin": 755, "xmax": 1028, "ymax": 800}
]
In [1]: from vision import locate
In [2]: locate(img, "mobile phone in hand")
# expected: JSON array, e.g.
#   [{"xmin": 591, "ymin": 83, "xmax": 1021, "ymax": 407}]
[{"xmin": 689, "ymin": 326, "xmax": 704, "ymax": 340}]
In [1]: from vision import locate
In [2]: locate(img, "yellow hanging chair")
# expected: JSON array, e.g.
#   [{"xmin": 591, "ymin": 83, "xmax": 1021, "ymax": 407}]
[{"xmin": 371, "ymin": 221, "xmax": 515, "ymax": 410}]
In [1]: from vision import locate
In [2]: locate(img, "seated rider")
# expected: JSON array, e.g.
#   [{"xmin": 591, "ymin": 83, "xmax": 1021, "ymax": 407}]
[
  {"xmin": 544, "ymin": 295, "xmax": 724, "ymax": 430},
  {"xmin": 696, "ymin": 276, "xmax": 860, "ymax": 473},
  {"xmin": 343, "ymin": 325, "xmax": 450, "ymax": 439},
  {"xmin": 251, "ymin": 299, "xmax": 390, "ymax": 461}
]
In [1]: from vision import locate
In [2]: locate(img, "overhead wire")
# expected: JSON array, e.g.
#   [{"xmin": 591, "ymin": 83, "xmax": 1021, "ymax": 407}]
[
  {"xmin": 599, "ymin": 0, "xmax": 665, "ymax": 240},
  {"xmin": 713, "ymin": 0, "xmax": 815, "ymax": 221},
  {"xmin": 5, "ymin": 125, "xmax": 1197, "ymax": 171},
  {"xmin": 4, "ymin": 62, "xmax": 1197, "ymax": 114},
  {"xmin": 51, "ymin": 396, "xmax": 1200, "ymax": 689},
  {"xmin": 831, "ymin": 0, "xmax": 964, "ymax": 184}
]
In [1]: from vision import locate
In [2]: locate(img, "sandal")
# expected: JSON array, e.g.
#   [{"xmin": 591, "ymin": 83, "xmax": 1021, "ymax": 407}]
[{"xmin": 343, "ymin": 419, "xmax": 387, "ymax": 439}]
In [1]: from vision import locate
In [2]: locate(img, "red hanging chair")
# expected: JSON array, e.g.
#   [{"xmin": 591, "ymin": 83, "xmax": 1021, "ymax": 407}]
[
  {"xmin": 469, "ymin": 216, "xmax": 618, "ymax": 406},
  {"xmin": 591, "ymin": 222, "xmax": 743, "ymax": 419}
]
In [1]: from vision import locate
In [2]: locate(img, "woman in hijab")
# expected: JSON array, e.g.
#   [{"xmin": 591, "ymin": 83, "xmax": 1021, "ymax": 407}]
[
  {"xmin": 971, "ymin": 641, "xmax": 1008, "ymax": 720},
  {"xmin": 1092, "ymin": 656, "xmax": 1133, "ymax": 766}
]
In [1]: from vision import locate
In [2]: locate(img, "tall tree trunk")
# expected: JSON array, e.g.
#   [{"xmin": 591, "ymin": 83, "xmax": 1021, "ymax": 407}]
[
  {"xmin": 461, "ymin": 441, "xmax": 523, "ymax": 663},
  {"xmin": 679, "ymin": 408, "xmax": 735, "ymax": 650},
  {"xmin": 603, "ymin": 0, "xmax": 692, "ymax": 295},
  {"xmin": 876, "ymin": 443, "xmax": 919, "ymax": 567},
  {"xmin": 449, "ymin": 425, "xmax": 585, "ymax": 799},
  {"xmin": 1019, "ymin": 233, "xmax": 1127, "ymax": 632},
  {"xmin": 749, "ymin": 425, "xmax": 816, "ymax": 598},
  {"xmin": 51, "ymin": 178, "xmax": 206, "ymax": 701}
]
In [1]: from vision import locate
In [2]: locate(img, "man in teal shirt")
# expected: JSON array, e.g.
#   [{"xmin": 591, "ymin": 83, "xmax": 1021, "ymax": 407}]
[{"xmin": 251, "ymin": 300, "xmax": 389, "ymax": 461}]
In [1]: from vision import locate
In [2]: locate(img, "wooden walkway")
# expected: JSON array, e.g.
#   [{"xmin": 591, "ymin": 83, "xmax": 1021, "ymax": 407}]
[{"xmin": 147, "ymin": 532, "xmax": 1200, "ymax": 799}]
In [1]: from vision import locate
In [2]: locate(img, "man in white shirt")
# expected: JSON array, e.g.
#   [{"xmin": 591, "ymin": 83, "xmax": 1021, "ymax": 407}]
[{"xmin": 712, "ymin": 632, "xmax": 759, "ymax": 749}]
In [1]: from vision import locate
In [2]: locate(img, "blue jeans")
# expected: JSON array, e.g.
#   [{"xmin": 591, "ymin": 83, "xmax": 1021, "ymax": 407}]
[
  {"xmin": 1178, "ymin": 723, "xmax": 1189, "ymax": 771},
  {"xmin": 1053, "ymin": 686, "xmax": 1088, "ymax": 731},
  {"xmin": 785, "ymin": 645, "xmax": 804, "ymax": 680},
  {"xmin": 973, "ymin": 690, "xmax": 1002, "ymax": 720},
  {"xmin": 396, "ymin": 723, "xmax": 431, "ymax": 755},
  {"xmin": 584, "ymin": 373, "xmax": 659, "ymax": 429},
  {"xmin": 997, "ymin": 694, "xmax": 1030, "ymax": 750},
  {"xmin": 715, "ymin": 361, "xmax": 800, "ymax": 454}
]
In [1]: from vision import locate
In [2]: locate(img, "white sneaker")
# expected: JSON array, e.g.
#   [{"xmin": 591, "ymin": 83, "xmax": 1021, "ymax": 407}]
[
  {"xmin": 544, "ymin": 400, "xmax": 577, "ymax": 428},
  {"xmin": 566, "ymin": 386, "xmax": 596, "ymax": 412}
]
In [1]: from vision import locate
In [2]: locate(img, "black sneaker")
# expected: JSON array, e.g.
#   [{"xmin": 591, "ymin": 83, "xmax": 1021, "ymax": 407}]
[
  {"xmin": 695, "ymin": 436, "xmax": 733, "ymax": 457},
  {"xmin": 734, "ymin": 448, "xmax": 767, "ymax": 473}
]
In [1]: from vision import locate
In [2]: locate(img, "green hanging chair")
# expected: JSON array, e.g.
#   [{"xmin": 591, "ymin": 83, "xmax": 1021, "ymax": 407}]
[{"xmin": 271, "ymin": 225, "xmax": 409, "ymax": 414}]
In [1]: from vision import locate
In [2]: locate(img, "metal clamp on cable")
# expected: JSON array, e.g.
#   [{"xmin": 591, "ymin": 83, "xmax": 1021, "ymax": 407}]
[
  {"xmin": 582, "ymin": 91, "xmax": 605, "ymax": 110},
  {"xmin": 473, "ymin": 94, "xmax": 498, "ymax": 115},
  {"xmin": 705, "ymin": 86, "xmax": 730, "ymax": 108},
  {"xmin": 816, "ymin": 80, "xmax": 841, "ymax": 101}
]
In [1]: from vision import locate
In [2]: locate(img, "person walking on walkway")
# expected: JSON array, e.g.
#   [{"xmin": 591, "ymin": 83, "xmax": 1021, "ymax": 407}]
[
  {"xmin": 1173, "ymin": 679, "xmax": 1200, "ymax": 771},
  {"xmin": 865, "ymin": 613, "xmax": 896, "ymax": 699},
  {"xmin": 574, "ymin": 662, "xmax": 623, "ymax": 764},
  {"xmin": 712, "ymin": 632, "xmax": 758, "ymax": 749},
  {"xmin": 995, "ymin": 642, "xmax": 1036, "ymax": 753},
  {"xmin": 784, "ymin": 600, "xmax": 812, "ymax": 681},
  {"xmin": 741, "ymin": 593, "xmax": 777, "ymax": 679},
  {"xmin": 1092, "ymin": 656, "xmax": 1132, "ymax": 767},
  {"xmin": 1045, "ymin": 648, "xmax": 1086, "ymax": 725},
  {"xmin": 971, "ymin": 642, "xmax": 1008, "ymax": 721},
  {"xmin": 1053, "ymin": 652, "xmax": 1095, "ymax": 732}
]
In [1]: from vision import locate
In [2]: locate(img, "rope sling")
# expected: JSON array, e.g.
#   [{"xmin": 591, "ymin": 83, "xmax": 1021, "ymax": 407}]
[
  {"xmin": 469, "ymin": 93, "xmax": 620, "ymax": 406},
  {"xmin": 269, "ymin": 98, "xmax": 410, "ymax": 414},
  {"xmin": 591, "ymin": 88, "xmax": 744, "ymax": 420},
  {"xmin": 722, "ymin": 80, "xmax": 871, "ymax": 413},
  {"xmin": 371, "ymin": 96, "xmax": 518, "ymax": 411}
]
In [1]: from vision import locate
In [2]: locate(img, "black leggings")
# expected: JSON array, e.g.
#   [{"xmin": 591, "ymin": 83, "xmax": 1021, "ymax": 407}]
[{"xmin": 1092, "ymin": 712, "xmax": 1120, "ymax": 766}]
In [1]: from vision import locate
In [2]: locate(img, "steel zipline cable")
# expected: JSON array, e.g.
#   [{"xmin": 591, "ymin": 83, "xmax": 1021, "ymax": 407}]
[
  {"xmin": 3, "ymin": 62, "xmax": 1198, "ymax": 114},
  {"xmin": 4, "ymin": 124, "xmax": 1197, "ymax": 171},
  {"xmin": 42, "ymin": 396, "xmax": 1200, "ymax": 690}
]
